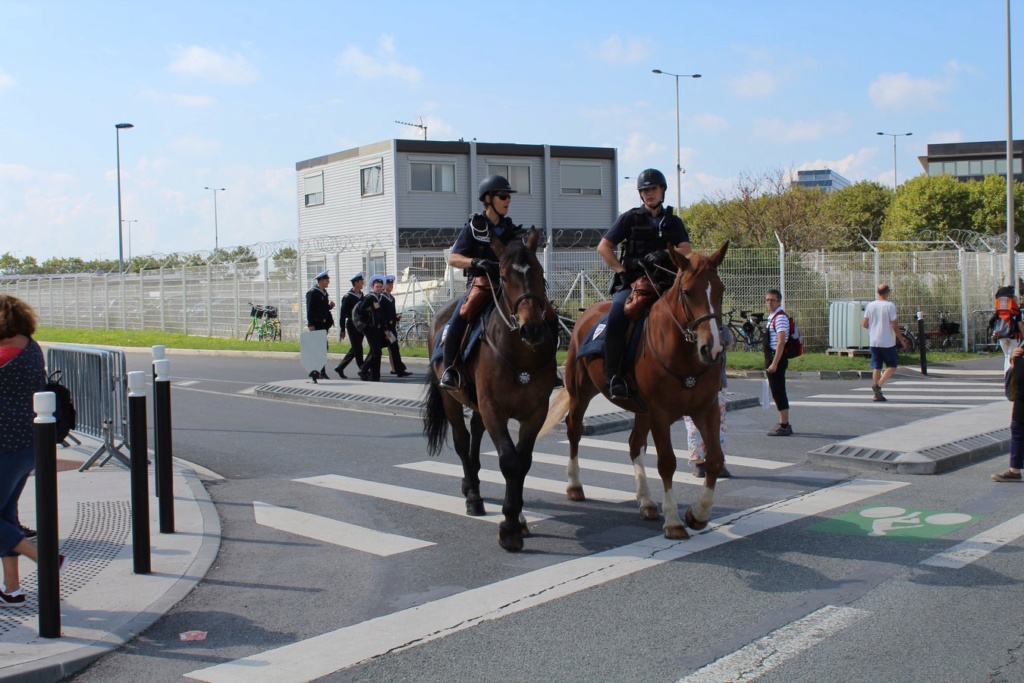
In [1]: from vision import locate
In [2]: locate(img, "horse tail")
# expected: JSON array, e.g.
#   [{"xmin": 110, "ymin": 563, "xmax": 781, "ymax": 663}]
[
  {"xmin": 422, "ymin": 376, "xmax": 449, "ymax": 457},
  {"xmin": 538, "ymin": 386, "xmax": 571, "ymax": 439}
]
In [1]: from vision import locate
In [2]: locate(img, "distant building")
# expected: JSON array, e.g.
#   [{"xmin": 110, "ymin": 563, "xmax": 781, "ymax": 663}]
[
  {"xmin": 295, "ymin": 139, "xmax": 618, "ymax": 283},
  {"xmin": 792, "ymin": 169, "xmax": 850, "ymax": 193},
  {"xmin": 918, "ymin": 140, "xmax": 1024, "ymax": 182}
]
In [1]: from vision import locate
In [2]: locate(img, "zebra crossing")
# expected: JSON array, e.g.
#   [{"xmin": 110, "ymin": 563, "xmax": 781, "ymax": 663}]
[
  {"xmin": 256, "ymin": 437, "xmax": 792, "ymax": 556},
  {"xmin": 791, "ymin": 373, "xmax": 1004, "ymax": 410}
]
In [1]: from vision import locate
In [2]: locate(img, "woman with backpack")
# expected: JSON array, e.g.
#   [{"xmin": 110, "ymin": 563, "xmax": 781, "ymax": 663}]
[{"xmin": 764, "ymin": 289, "xmax": 793, "ymax": 436}]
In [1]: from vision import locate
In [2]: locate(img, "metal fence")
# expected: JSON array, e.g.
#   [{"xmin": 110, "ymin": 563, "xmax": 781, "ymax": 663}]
[{"xmin": 6, "ymin": 247, "xmax": 1022, "ymax": 353}]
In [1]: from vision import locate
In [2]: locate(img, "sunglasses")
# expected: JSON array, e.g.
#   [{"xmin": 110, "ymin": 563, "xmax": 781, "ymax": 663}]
[{"xmin": 494, "ymin": 193, "xmax": 511, "ymax": 201}]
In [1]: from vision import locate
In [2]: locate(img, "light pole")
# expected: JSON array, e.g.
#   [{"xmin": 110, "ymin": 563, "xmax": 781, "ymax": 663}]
[
  {"xmin": 204, "ymin": 187, "xmax": 226, "ymax": 252},
  {"xmin": 652, "ymin": 69, "xmax": 701, "ymax": 207},
  {"xmin": 123, "ymin": 219, "xmax": 138, "ymax": 264},
  {"xmin": 115, "ymin": 123, "xmax": 134, "ymax": 273},
  {"xmin": 876, "ymin": 131, "xmax": 912, "ymax": 190}
]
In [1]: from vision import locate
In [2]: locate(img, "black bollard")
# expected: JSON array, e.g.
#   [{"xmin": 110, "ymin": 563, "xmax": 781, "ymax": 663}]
[
  {"xmin": 127, "ymin": 371, "xmax": 151, "ymax": 574},
  {"xmin": 152, "ymin": 345, "xmax": 165, "ymax": 494},
  {"xmin": 33, "ymin": 391, "xmax": 60, "ymax": 638},
  {"xmin": 917, "ymin": 312, "xmax": 928, "ymax": 377},
  {"xmin": 153, "ymin": 359, "xmax": 175, "ymax": 533}
]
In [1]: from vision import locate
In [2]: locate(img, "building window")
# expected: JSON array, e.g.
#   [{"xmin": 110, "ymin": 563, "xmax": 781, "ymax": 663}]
[
  {"xmin": 410, "ymin": 162, "xmax": 455, "ymax": 192},
  {"xmin": 361, "ymin": 163, "xmax": 383, "ymax": 196},
  {"xmin": 928, "ymin": 162, "xmax": 943, "ymax": 175},
  {"xmin": 969, "ymin": 160, "xmax": 982, "ymax": 175},
  {"xmin": 306, "ymin": 259, "xmax": 326, "ymax": 282},
  {"xmin": 404, "ymin": 252, "xmax": 448, "ymax": 280},
  {"xmin": 304, "ymin": 172, "xmax": 324, "ymax": 207},
  {"xmin": 1016, "ymin": 159, "xmax": 1023, "ymax": 174},
  {"xmin": 487, "ymin": 164, "xmax": 531, "ymax": 194},
  {"xmin": 997, "ymin": 159, "xmax": 1008, "ymax": 175},
  {"xmin": 560, "ymin": 163, "xmax": 602, "ymax": 195},
  {"xmin": 366, "ymin": 252, "xmax": 387, "ymax": 277},
  {"xmin": 983, "ymin": 159, "xmax": 996, "ymax": 175}
]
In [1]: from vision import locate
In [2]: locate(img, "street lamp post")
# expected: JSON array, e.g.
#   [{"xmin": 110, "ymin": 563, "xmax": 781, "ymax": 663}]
[
  {"xmin": 652, "ymin": 69, "xmax": 701, "ymax": 208},
  {"xmin": 123, "ymin": 219, "xmax": 138, "ymax": 265},
  {"xmin": 204, "ymin": 187, "xmax": 226, "ymax": 252},
  {"xmin": 876, "ymin": 131, "xmax": 913, "ymax": 190},
  {"xmin": 115, "ymin": 123, "xmax": 134, "ymax": 273}
]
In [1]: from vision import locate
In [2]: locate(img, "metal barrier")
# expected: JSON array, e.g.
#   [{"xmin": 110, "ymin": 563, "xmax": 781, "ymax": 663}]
[{"xmin": 45, "ymin": 345, "xmax": 130, "ymax": 471}]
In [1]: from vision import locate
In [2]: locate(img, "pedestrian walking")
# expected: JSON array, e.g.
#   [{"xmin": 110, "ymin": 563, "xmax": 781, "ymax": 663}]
[
  {"xmin": 994, "ymin": 344, "xmax": 1024, "ymax": 482},
  {"xmin": 862, "ymin": 282, "xmax": 908, "ymax": 402},
  {"xmin": 305, "ymin": 270, "xmax": 335, "ymax": 380},
  {"xmin": 335, "ymin": 272, "xmax": 365, "ymax": 378},
  {"xmin": 382, "ymin": 275, "xmax": 412, "ymax": 377},
  {"xmin": 764, "ymin": 288, "xmax": 792, "ymax": 436},
  {"xmin": 355, "ymin": 274, "xmax": 388, "ymax": 382}
]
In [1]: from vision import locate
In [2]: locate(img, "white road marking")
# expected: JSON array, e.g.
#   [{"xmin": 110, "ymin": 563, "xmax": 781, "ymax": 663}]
[
  {"xmin": 485, "ymin": 450, "xmax": 705, "ymax": 487},
  {"xmin": 903, "ymin": 368, "xmax": 1004, "ymax": 376},
  {"xmin": 295, "ymin": 474, "xmax": 549, "ymax": 524},
  {"xmin": 787, "ymin": 401, "xmax": 980, "ymax": 409},
  {"xmin": 676, "ymin": 605, "xmax": 871, "ymax": 683},
  {"xmin": 175, "ymin": 380, "xmax": 200, "ymax": 387},
  {"xmin": 920, "ymin": 513, "xmax": 1024, "ymax": 569},
  {"xmin": 568, "ymin": 438, "xmax": 788, "ymax": 470},
  {"xmin": 810, "ymin": 394, "xmax": 999, "ymax": 402},
  {"xmin": 849, "ymin": 387, "xmax": 1000, "ymax": 393},
  {"xmin": 185, "ymin": 479, "xmax": 905, "ymax": 683},
  {"xmin": 397, "ymin": 460, "xmax": 635, "ymax": 503},
  {"xmin": 252, "ymin": 501, "xmax": 433, "ymax": 556}
]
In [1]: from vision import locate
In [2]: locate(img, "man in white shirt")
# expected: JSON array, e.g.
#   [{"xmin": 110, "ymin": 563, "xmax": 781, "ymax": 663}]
[{"xmin": 862, "ymin": 283, "xmax": 908, "ymax": 402}]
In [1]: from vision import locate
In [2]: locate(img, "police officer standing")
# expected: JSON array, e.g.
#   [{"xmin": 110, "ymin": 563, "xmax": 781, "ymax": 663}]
[
  {"xmin": 305, "ymin": 269, "xmax": 335, "ymax": 379},
  {"xmin": 597, "ymin": 168, "xmax": 692, "ymax": 399},
  {"xmin": 355, "ymin": 274, "xmax": 388, "ymax": 382},
  {"xmin": 382, "ymin": 275, "xmax": 413, "ymax": 377},
  {"xmin": 335, "ymin": 271, "xmax": 365, "ymax": 378}
]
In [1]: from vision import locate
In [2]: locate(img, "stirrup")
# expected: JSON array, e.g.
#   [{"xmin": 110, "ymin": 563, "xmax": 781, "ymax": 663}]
[
  {"xmin": 439, "ymin": 366, "xmax": 461, "ymax": 390},
  {"xmin": 607, "ymin": 375, "xmax": 630, "ymax": 399}
]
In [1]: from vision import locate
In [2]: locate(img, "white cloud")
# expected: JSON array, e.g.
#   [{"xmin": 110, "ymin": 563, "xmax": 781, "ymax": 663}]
[
  {"xmin": 337, "ymin": 35, "xmax": 421, "ymax": 82},
  {"xmin": 170, "ymin": 93, "xmax": 215, "ymax": 107},
  {"xmin": 170, "ymin": 135, "xmax": 223, "ymax": 156},
  {"xmin": 752, "ymin": 116, "xmax": 849, "ymax": 143},
  {"xmin": 929, "ymin": 129, "xmax": 964, "ymax": 144},
  {"xmin": 868, "ymin": 61, "xmax": 967, "ymax": 111},
  {"xmin": 690, "ymin": 113, "xmax": 729, "ymax": 134},
  {"xmin": 729, "ymin": 69, "xmax": 778, "ymax": 98},
  {"xmin": 619, "ymin": 132, "xmax": 665, "ymax": 167},
  {"xmin": 798, "ymin": 147, "xmax": 878, "ymax": 179},
  {"xmin": 168, "ymin": 46, "xmax": 260, "ymax": 84},
  {"xmin": 593, "ymin": 35, "xmax": 650, "ymax": 65},
  {"xmin": 0, "ymin": 67, "xmax": 15, "ymax": 89}
]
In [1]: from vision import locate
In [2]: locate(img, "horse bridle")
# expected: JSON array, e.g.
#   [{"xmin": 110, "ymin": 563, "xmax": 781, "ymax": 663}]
[
  {"xmin": 643, "ymin": 261, "xmax": 721, "ymax": 343},
  {"xmin": 484, "ymin": 272, "xmax": 548, "ymax": 335}
]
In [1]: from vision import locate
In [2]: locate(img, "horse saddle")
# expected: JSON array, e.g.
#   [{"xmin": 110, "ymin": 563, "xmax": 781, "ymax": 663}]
[
  {"xmin": 577, "ymin": 312, "xmax": 647, "ymax": 370},
  {"xmin": 430, "ymin": 304, "xmax": 493, "ymax": 366}
]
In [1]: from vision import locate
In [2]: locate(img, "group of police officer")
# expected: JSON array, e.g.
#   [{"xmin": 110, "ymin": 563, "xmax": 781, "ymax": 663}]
[{"xmin": 305, "ymin": 271, "xmax": 412, "ymax": 382}]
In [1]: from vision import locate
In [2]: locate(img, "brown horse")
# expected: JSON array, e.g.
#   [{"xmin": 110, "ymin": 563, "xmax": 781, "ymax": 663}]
[
  {"xmin": 422, "ymin": 227, "xmax": 557, "ymax": 551},
  {"xmin": 540, "ymin": 242, "xmax": 729, "ymax": 539}
]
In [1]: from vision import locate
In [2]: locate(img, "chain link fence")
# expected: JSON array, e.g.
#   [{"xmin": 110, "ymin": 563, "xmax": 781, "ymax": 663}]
[{"xmin": 3, "ymin": 241, "xmax": 1021, "ymax": 353}]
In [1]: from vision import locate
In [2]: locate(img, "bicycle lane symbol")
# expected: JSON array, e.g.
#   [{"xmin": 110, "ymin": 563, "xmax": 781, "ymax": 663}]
[{"xmin": 808, "ymin": 506, "xmax": 979, "ymax": 540}]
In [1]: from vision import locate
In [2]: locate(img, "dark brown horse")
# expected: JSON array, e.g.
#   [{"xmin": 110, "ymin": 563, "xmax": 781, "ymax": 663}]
[
  {"xmin": 541, "ymin": 242, "xmax": 729, "ymax": 539},
  {"xmin": 423, "ymin": 227, "xmax": 557, "ymax": 551}
]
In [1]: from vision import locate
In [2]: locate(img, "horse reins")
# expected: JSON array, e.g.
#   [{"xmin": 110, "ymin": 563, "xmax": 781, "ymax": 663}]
[{"xmin": 641, "ymin": 267, "xmax": 722, "ymax": 385}]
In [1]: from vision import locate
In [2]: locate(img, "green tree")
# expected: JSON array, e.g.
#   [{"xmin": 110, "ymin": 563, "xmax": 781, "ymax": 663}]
[
  {"xmin": 880, "ymin": 175, "xmax": 974, "ymax": 248},
  {"xmin": 823, "ymin": 180, "xmax": 892, "ymax": 246},
  {"xmin": 0, "ymin": 252, "xmax": 22, "ymax": 275},
  {"xmin": 966, "ymin": 175, "xmax": 1024, "ymax": 239},
  {"xmin": 40, "ymin": 256, "xmax": 87, "ymax": 273}
]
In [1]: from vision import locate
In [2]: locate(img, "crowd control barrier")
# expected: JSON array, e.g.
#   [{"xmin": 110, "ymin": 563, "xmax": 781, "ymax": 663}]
[{"xmin": 45, "ymin": 345, "xmax": 130, "ymax": 471}]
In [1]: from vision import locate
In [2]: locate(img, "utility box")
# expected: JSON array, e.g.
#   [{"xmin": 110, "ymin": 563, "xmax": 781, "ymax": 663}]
[{"xmin": 828, "ymin": 300, "xmax": 872, "ymax": 350}]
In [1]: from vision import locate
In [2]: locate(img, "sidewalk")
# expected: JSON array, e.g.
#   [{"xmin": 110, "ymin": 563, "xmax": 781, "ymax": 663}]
[{"xmin": 0, "ymin": 437, "xmax": 219, "ymax": 682}]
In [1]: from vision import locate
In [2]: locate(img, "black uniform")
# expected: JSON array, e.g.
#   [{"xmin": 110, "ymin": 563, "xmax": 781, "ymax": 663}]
[
  {"xmin": 336, "ymin": 288, "xmax": 365, "ymax": 376},
  {"xmin": 354, "ymin": 292, "xmax": 387, "ymax": 381},
  {"xmin": 305, "ymin": 284, "xmax": 334, "ymax": 378},
  {"xmin": 380, "ymin": 292, "xmax": 409, "ymax": 376}
]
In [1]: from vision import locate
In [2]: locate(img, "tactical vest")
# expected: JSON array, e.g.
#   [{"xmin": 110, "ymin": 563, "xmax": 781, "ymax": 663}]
[
  {"xmin": 465, "ymin": 215, "xmax": 524, "ymax": 274},
  {"xmin": 619, "ymin": 206, "xmax": 675, "ymax": 261}
]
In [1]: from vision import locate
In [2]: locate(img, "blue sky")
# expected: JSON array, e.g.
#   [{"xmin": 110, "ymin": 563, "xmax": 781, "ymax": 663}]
[{"xmin": 1, "ymin": 0, "xmax": 1020, "ymax": 262}]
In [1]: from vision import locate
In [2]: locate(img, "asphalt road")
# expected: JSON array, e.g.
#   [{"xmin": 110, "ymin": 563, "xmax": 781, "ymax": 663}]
[{"xmin": 68, "ymin": 352, "xmax": 1024, "ymax": 683}]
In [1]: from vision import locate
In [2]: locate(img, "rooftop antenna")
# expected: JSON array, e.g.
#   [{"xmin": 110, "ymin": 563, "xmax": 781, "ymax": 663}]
[{"xmin": 395, "ymin": 118, "xmax": 428, "ymax": 140}]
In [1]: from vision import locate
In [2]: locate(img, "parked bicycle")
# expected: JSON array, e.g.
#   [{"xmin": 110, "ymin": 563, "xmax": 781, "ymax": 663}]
[
  {"xmin": 398, "ymin": 305, "xmax": 431, "ymax": 345},
  {"xmin": 244, "ymin": 303, "xmax": 282, "ymax": 341},
  {"xmin": 919, "ymin": 310, "xmax": 961, "ymax": 350},
  {"xmin": 724, "ymin": 309, "xmax": 766, "ymax": 351},
  {"xmin": 898, "ymin": 323, "xmax": 917, "ymax": 352},
  {"xmin": 555, "ymin": 312, "xmax": 576, "ymax": 351}
]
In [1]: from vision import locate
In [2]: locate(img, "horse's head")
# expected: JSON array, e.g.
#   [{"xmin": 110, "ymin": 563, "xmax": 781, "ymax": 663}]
[
  {"xmin": 490, "ymin": 227, "xmax": 548, "ymax": 347},
  {"xmin": 667, "ymin": 241, "xmax": 729, "ymax": 364}
]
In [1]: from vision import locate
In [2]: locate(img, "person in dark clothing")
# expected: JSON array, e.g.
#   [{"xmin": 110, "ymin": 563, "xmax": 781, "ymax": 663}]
[
  {"xmin": 764, "ymin": 288, "xmax": 792, "ymax": 436},
  {"xmin": 355, "ymin": 274, "xmax": 388, "ymax": 382},
  {"xmin": 596, "ymin": 168, "xmax": 692, "ymax": 399},
  {"xmin": 994, "ymin": 344, "xmax": 1024, "ymax": 482},
  {"xmin": 335, "ymin": 272, "xmax": 365, "ymax": 378},
  {"xmin": 382, "ymin": 275, "xmax": 412, "ymax": 377},
  {"xmin": 305, "ymin": 270, "xmax": 335, "ymax": 380}
]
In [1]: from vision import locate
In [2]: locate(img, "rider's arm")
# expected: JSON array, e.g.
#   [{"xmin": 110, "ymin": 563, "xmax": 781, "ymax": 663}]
[
  {"xmin": 449, "ymin": 252, "xmax": 474, "ymax": 270},
  {"xmin": 448, "ymin": 224, "xmax": 476, "ymax": 271},
  {"xmin": 597, "ymin": 238, "xmax": 626, "ymax": 273}
]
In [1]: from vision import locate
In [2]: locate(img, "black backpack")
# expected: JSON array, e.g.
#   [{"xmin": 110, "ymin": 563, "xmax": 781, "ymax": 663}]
[{"xmin": 45, "ymin": 370, "xmax": 77, "ymax": 444}]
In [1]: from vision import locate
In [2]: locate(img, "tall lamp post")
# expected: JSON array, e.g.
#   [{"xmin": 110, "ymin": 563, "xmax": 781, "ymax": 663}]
[
  {"xmin": 123, "ymin": 219, "xmax": 138, "ymax": 265},
  {"xmin": 652, "ymin": 69, "xmax": 701, "ymax": 207},
  {"xmin": 115, "ymin": 123, "xmax": 134, "ymax": 273},
  {"xmin": 204, "ymin": 186, "xmax": 226, "ymax": 252},
  {"xmin": 877, "ymin": 131, "xmax": 912, "ymax": 190}
]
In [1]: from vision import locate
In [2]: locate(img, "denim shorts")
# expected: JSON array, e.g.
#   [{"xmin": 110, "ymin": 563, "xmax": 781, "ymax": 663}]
[{"xmin": 870, "ymin": 345, "xmax": 899, "ymax": 369}]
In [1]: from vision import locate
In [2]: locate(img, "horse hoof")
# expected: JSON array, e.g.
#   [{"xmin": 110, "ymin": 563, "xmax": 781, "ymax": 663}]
[
  {"xmin": 498, "ymin": 531, "xmax": 524, "ymax": 552},
  {"xmin": 639, "ymin": 504, "xmax": 660, "ymax": 521},
  {"xmin": 520, "ymin": 522, "xmax": 531, "ymax": 537},
  {"xmin": 664, "ymin": 525, "xmax": 690, "ymax": 540},
  {"xmin": 466, "ymin": 500, "xmax": 486, "ymax": 516},
  {"xmin": 685, "ymin": 508, "xmax": 709, "ymax": 530},
  {"xmin": 567, "ymin": 486, "xmax": 586, "ymax": 502}
]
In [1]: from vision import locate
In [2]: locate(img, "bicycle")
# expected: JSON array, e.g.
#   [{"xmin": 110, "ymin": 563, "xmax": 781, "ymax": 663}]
[
  {"xmin": 244, "ymin": 303, "xmax": 282, "ymax": 341},
  {"xmin": 555, "ymin": 313, "xmax": 576, "ymax": 351},
  {"xmin": 920, "ymin": 310, "xmax": 961, "ymax": 351},
  {"xmin": 398, "ymin": 306, "xmax": 431, "ymax": 345},
  {"xmin": 724, "ymin": 309, "xmax": 766, "ymax": 351},
  {"xmin": 898, "ymin": 323, "xmax": 917, "ymax": 352}
]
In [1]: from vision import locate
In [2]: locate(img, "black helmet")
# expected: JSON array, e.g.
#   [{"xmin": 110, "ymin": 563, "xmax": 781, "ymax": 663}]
[
  {"xmin": 636, "ymin": 168, "xmax": 668, "ymax": 191},
  {"xmin": 478, "ymin": 174, "xmax": 516, "ymax": 201}
]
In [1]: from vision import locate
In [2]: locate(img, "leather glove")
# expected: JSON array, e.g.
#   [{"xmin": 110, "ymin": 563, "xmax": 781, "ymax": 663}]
[
  {"xmin": 622, "ymin": 257, "xmax": 640, "ymax": 273},
  {"xmin": 643, "ymin": 250, "xmax": 666, "ymax": 268},
  {"xmin": 472, "ymin": 258, "xmax": 500, "ymax": 278}
]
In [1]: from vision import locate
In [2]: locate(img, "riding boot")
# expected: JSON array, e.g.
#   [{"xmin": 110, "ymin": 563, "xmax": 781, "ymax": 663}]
[
  {"xmin": 439, "ymin": 314, "xmax": 468, "ymax": 390},
  {"xmin": 605, "ymin": 290, "xmax": 630, "ymax": 399},
  {"xmin": 547, "ymin": 318, "xmax": 564, "ymax": 388}
]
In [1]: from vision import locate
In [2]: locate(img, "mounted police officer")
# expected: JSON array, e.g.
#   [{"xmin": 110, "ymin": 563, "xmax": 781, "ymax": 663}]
[
  {"xmin": 334, "ymin": 271, "xmax": 365, "ymax": 378},
  {"xmin": 438, "ymin": 175, "xmax": 529, "ymax": 390},
  {"xmin": 305, "ymin": 269, "xmax": 335, "ymax": 379},
  {"xmin": 597, "ymin": 168, "xmax": 692, "ymax": 399}
]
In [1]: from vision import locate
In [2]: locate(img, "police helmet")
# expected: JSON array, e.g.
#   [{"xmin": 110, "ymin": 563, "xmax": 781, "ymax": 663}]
[
  {"xmin": 636, "ymin": 168, "xmax": 668, "ymax": 191},
  {"xmin": 478, "ymin": 175, "xmax": 516, "ymax": 202}
]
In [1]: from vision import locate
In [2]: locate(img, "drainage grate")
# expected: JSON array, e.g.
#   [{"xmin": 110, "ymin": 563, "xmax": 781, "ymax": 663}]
[{"xmin": 0, "ymin": 500, "xmax": 130, "ymax": 633}]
